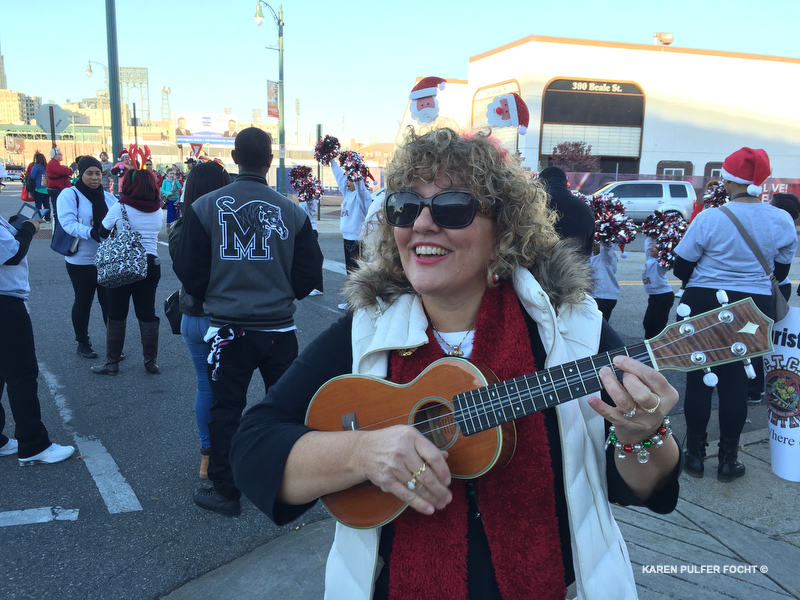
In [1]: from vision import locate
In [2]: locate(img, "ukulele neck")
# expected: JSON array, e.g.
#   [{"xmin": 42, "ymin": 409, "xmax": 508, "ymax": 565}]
[{"xmin": 453, "ymin": 343, "xmax": 650, "ymax": 436}]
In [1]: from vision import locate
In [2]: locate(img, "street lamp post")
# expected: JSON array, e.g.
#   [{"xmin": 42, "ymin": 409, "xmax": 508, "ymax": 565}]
[
  {"xmin": 86, "ymin": 60, "xmax": 109, "ymax": 151},
  {"xmin": 254, "ymin": 2, "xmax": 285, "ymax": 195}
]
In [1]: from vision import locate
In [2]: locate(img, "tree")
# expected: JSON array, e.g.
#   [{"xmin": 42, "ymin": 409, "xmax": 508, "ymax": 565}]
[{"xmin": 549, "ymin": 141, "xmax": 599, "ymax": 172}]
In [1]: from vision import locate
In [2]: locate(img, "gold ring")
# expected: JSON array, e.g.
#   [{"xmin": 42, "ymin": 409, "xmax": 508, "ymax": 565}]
[
  {"xmin": 642, "ymin": 394, "xmax": 661, "ymax": 414},
  {"xmin": 406, "ymin": 463, "xmax": 427, "ymax": 491}
]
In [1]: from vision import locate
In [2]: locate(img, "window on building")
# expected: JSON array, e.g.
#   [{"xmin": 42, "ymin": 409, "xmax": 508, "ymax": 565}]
[
  {"xmin": 704, "ymin": 162, "xmax": 723, "ymax": 179},
  {"xmin": 657, "ymin": 161, "xmax": 693, "ymax": 178}
]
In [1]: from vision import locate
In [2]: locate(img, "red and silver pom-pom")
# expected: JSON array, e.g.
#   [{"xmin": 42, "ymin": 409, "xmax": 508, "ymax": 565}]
[
  {"xmin": 289, "ymin": 165, "xmax": 313, "ymax": 189},
  {"xmin": 314, "ymin": 135, "xmax": 340, "ymax": 165},
  {"xmin": 586, "ymin": 193, "xmax": 637, "ymax": 249},
  {"xmin": 339, "ymin": 151, "xmax": 366, "ymax": 182},
  {"xmin": 297, "ymin": 177, "xmax": 324, "ymax": 203},
  {"xmin": 642, "ymin": 210, "xmax": 687, "ymax": 269},
  {"xmin": 703, "ymin": 181, "xmax": 728, "ymax": 209}
]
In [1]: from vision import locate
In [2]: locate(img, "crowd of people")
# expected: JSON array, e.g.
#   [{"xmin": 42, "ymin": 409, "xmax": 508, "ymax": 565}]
[{"xmin": 2, "ymin": 126, "xmax": 798, "ymax": 598}]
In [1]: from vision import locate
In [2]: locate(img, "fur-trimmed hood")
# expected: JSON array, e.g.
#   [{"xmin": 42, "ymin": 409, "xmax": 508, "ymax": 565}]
[{"xmin": 343, "ymin": 239, "xmax": 592, "ymax": 313}]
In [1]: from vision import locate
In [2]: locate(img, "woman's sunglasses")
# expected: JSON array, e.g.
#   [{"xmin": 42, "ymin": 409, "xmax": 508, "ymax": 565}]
[{"xmin": 384, "ymin": 190, "xmax": 491, "ymax": 229}]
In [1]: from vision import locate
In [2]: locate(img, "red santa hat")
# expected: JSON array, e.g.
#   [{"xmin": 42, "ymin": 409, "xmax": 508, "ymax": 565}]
[
  {"xmin": 505, "ymin": 93, "xmax": 529, "ymax": 135},
  {"xmin": 721, "ymin": 147, "xmax": 771, "ymax": 197},
  {"xmin": 409, "ymin": 76, "xmax": 446, "ymax": 100}
]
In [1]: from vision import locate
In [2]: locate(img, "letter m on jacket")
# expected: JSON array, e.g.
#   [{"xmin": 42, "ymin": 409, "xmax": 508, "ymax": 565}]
[{"xmin": 216, "ymin": 196, "xmax": 289, "ymax": 260}]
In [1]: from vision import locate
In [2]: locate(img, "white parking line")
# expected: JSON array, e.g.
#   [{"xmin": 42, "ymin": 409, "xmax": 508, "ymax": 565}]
[
  {"xmin": 323, "ymin": 258, "xmax": 347, "ymax": 275},
  {"xmin": 0, "ymin": 507, "xmax": 79, "ymax": 527},
  {"xmin": 39, "ymin": 365, "xmax": 142, "ymax": 514}
]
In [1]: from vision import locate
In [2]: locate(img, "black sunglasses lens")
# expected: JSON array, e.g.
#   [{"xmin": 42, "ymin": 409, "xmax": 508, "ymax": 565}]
[
  {"xmin": 431, "ymin": 192, "xmax": 477, "ymax": 228},
  {"xmin": 385, "ymin": 192, "xmax": 420, "ymax": 227},
  {"xmin": 385, "ymin": 191, "xmax": 479, "ymax": 228}
]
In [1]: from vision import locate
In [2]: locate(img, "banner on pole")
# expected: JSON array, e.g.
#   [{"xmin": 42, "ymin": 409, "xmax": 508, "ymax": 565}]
[{"xmin": 267, "ymin": 80, "xmax": 279, "ymax": 119}]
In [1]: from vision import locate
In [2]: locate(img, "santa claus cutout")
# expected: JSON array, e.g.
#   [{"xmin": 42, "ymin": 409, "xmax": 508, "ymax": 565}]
[
  {"xmin": 409, "ymin": 76, "xmax": 446, "ymax": 125},
  {"xmin": 486, "ymin": 92, "xmax": 529, "ymax": 134}
]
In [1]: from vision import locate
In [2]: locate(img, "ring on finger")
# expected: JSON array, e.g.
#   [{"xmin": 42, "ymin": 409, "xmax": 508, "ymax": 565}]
[
  {"xmin": 622, "ymin": 408, "xmax": 636, "ymax": 419},
  {"xmin": 642, "ymin": 393, "xmax": 661, "ymax": 414},
  {"xmin": 406, "ymin": 462, "xmax": 428, "ymax": 491}
]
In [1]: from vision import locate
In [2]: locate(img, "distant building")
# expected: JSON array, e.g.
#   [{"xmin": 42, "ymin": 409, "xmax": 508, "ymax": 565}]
[{"xmin": 0, "ymin": 90, "xmax": 41, "ymax": 125}]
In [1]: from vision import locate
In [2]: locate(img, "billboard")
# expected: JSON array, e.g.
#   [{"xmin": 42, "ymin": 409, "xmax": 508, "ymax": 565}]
[{"xmin": 174, "ymin": 113, "xmax": 239, "ymax": 146}]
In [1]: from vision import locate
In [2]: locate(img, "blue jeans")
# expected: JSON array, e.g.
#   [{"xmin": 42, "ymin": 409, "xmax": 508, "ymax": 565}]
[{"xmin": 181, "ymin": 314, "xmax": 212, "ymax": 449}]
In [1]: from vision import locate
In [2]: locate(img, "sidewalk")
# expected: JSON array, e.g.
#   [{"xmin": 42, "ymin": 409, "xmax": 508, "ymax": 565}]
[{"xmin": 162, "ymin": 404, "xmax": 800, "ymax": 600}]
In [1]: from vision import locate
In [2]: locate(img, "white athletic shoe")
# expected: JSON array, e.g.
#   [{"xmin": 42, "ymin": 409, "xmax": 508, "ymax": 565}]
[
  {"xmin": 0, "ymin": 438, "xmax": 18, "ymax": 456},
  {"xmin": 309, "ymin": 289, "xmax": 323, "ymax": 296},
  {"xmin": 18, "ymin": 443, "xmax": 75, "ymax": 466},
  {"xmin": 337, "ymin": 303, "xmax": 349, "ymax": 310}
]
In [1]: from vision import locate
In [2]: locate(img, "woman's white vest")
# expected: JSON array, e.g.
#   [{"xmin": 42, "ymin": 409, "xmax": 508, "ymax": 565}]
[{"xmin": 323, "ymin": 268, "xmax": 639, "ymax": 600}]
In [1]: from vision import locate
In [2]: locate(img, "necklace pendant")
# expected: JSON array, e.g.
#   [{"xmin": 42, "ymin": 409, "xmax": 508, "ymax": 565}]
[{"xmin": 448, "ymin": 346, "xmax": 463, "ymax": 357}]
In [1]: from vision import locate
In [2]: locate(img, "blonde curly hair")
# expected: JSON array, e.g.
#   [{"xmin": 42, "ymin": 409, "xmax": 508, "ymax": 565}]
[{"xmin": 364, "ymin": 127, "xmax": 559, "ymax": 291}]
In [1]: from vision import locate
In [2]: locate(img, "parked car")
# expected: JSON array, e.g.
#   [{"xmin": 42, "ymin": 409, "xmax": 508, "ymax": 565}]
[{"xmin": 591, "ymin": 180, "xmax": 696, "ymax": 222}]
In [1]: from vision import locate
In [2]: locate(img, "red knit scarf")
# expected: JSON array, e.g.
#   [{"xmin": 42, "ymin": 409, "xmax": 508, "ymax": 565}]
[{"xmin": 387, "ymin": 282, "xmax": 566, "ymax": 600}]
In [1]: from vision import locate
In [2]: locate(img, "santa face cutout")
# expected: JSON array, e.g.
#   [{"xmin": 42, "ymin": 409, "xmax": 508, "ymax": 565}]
[
  {"xmin": 411, "ymin": 96, "xmax": 439, "ymax": 124},
  {"xmin": 485, "ymin": 92, "xmax": 528, "ymax": 134}
]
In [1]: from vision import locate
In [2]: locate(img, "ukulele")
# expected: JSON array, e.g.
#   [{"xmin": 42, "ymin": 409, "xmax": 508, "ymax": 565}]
[{"xmin": 305, "ymin": 298, "xmax": 772, "ymax": 529}]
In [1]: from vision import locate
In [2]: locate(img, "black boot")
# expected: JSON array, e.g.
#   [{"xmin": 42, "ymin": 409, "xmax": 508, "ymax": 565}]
[
  {"xmin": 717, "ymin": 438, "xmax": 746, "ymax": 482},
  {"xmin": 76, "ymin": 341, "xmax": 98, "ymax": 359},
  {"xmin": 684, "ymin": 433, "xmax": 708, "ymax": 478},
  {"xmin": 91, "ymin": 319, "xmax": 126, "ymax": 375},
  {"xmin": 139, "ymin": 319, "xmax": 161, "ymax": 374}
]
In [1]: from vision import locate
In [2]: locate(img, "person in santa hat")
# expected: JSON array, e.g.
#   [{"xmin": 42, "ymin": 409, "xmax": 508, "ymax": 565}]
[
  {"xmin": 486, "ymin": 92, "xmax": 530, "ymax": 134},
  {"xmin": 409, "ymin": 76, "xmax": 446, "ymax": 125},
  {"xmin": 674, "ymin": 147, "xmax": 798, "ymax": 482}
]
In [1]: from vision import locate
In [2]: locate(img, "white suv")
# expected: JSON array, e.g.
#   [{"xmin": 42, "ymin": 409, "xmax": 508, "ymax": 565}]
[{"xmin": 592, "ymin": 180, "xmax": 696, "ymax": 222}]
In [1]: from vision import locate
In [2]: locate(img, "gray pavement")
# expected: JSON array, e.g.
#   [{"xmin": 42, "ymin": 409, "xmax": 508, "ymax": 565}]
[{"xmin": 158, "ymin": 203, "xmax": 800, "ymax": 600}]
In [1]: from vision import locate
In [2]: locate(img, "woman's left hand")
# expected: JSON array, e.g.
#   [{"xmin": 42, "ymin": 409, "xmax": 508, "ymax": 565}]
[{"xmin": 588, "ymin": 355, "xmax": 678, "ymax": 442}]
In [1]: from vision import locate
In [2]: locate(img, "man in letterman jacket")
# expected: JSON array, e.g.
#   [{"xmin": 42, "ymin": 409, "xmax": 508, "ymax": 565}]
[{"xmin": 174, "ymin": 127, "xmax": 324, "ymax": 516}]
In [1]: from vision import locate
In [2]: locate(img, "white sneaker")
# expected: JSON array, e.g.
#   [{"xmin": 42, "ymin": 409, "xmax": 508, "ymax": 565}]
[
  {"xmin": 19, "ymin": 443, "xmax": 75, "ymax": 466},
  {"xmin": 0, "ymin": 438, "xmax": 18, "ymax": 456},
  {"xmin": 309, "ymin": 289, "xmax": 323, "ymax": 296},
  {"xmin": 337, "ymin": 303, "xmax": 349, "ymax": 310}
]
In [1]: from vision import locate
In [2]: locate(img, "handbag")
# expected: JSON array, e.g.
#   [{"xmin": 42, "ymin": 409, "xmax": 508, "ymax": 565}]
[
  {"xmin": 95, "ymin": 204, "xmax": 149, "ymax": 288},
  {"xmin": 50, "ymin": 190, "xmax": 81, "ymax": 256},
  {"xmin": 720, "ymin": 205, "xmax": 790, "ymax": 322},
  {"xmin": 164, "ymin": 289, "xmax": 182, "ymax": 335}
]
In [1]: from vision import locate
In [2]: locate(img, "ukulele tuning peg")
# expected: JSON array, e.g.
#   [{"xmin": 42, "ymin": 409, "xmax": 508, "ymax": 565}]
[
  {"xmin": 676, "ymin": 303, "xmax": 691, "ymax": 318},
  {"xmin": 703, "ymin": 368, "xmax": 718, "ymax": 387},
  {"xmin": 716, "ymin": 290, "xmax": 729, "ymax": 306},
  {"xmin": 743, "ymin": 359, "xmax": 756, "ymax": 380}
]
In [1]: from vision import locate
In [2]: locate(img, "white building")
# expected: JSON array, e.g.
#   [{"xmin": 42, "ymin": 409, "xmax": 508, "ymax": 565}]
[{"xmin": 398, "ymin": 35, "xmax": 800, "ymax": 189}]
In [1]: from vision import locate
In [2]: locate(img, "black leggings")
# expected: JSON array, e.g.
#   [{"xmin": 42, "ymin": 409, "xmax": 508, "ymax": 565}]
[
  {"xmin": 681, "ymin": 287, "xmax": 772, "ymax": 440},
  {"xmin": 105, "ymin": 255, "xmax": 161, "ymax": 322},
  {"xmin": 65, "ymin": 262, "xmax": 108, "ymax": 345}
]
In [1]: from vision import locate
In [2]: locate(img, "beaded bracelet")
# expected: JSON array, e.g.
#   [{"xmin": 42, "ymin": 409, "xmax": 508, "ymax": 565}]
[{"xmin": 605, "ymin": 416, "xmax": 672, "ymax": 464}]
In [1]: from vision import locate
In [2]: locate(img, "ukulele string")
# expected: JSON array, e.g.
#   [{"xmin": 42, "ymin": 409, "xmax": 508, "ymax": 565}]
[
  {"xmin": 647, "ymin": 318, "xmax": 727, "ymax": 354},
  {"xmin": 358, "ymin": 348, "xmax": 654, "ymax": 436},
  {"xmin": 359, "ymin": 323, "xmax": 742, "ymax": 438}
]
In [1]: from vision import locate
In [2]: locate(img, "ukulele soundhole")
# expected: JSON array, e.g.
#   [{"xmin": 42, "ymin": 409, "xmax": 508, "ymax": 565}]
[{"xmin": 413, "ymin": 400, "xmax": 458, "ymax": 449}]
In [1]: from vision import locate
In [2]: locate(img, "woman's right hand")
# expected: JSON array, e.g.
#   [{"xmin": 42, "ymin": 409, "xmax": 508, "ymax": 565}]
[{"xmin": 357, "ymin": 425, "xmax": 453, "ymax": 515}]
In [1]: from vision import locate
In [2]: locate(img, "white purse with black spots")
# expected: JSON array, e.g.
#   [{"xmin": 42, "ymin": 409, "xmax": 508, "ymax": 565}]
[{"xmin": 95, "ymin": 204, "xmax": 148, "ymax": 288}]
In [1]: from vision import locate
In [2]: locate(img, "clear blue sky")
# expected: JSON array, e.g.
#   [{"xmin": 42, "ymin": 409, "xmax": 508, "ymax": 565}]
[{"xmin": 2, "ymin": 0, "xmax": 798, "ymax": 146}]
